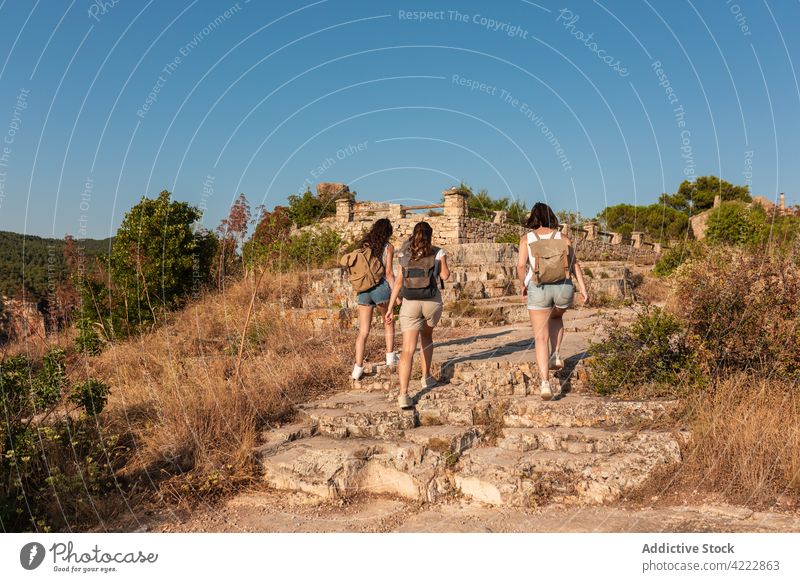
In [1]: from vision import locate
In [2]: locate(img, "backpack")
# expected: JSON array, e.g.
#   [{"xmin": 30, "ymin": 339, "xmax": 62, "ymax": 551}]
[
  {"xmin": 339, "ymin": 246, "xmax": 385, "ymax": 293},
  {"xmin": 527, "ymin": 231, "xmax": 571, "ymax": 286},
  {"xmin": 400, "ymin": 244, "xmax": 440, "ymax": 300}
]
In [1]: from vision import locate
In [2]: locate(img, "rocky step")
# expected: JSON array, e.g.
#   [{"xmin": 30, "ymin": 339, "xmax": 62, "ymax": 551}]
[
  {"xmin": 497, "ymin": 426, "xmax": 682, "ymax": 456},
  {"xmin": 416, "ymin": 394, "xmax": 679, "ymax": 429},
  {"xmin": 257, "ymin": 436, "xmax": 455, "ymax": 502},
  {"xmin": 297, "ymin": 392, "xmax": 415, "ymax": 438},
  {"xmin": 454, "ymin": 443, "xmax": 681, "ymax": 506},
  {"xmin": 505, "ymin": 395, "xmax": 679, "ymax": 429}
]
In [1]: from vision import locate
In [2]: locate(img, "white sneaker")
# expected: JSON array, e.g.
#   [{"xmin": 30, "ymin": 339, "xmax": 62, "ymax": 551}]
[
  {"xmin": 352, "ymin": 364, "xmax": 364, "ymax": 380},
  {"xmin": 548, "ymin": 352, "xmax": 564, "ymax": 370},
  {"xmin": 386, "ymin": 352, "xmax": 399, "ymax": 366},
  {"xmin": 398, "ymin": 394, "xmax": 414, "ymax": 409},
  {"xmin": 421, "ymin": 375, "xmax": 437, "ymax": 390},
  {"xmin": 540, "ymin": 380, "xmax": 553, "ymax": 401}
]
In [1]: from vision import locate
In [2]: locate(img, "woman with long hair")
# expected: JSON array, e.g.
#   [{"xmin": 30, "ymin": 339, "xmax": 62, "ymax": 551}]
[
  {"xmin": 517, "ymin": 202, "xmax": 589, "ymax": 399},
  {"xmin": 385, "ymin": 221, "xmax": 450, "ymax": 409},
  {"xmin": 351, "ymin": 218, "xmax": 397, "ymax": 380}
]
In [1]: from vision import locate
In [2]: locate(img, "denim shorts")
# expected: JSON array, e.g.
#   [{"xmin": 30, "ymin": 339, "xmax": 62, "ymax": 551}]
[
  {"xmin": 527, "ymin": 279, "xmax": 574, "ymax": 310},
  {"xmin": 357, "ymin": 279, "xmax": 391, "ymax": 306}
]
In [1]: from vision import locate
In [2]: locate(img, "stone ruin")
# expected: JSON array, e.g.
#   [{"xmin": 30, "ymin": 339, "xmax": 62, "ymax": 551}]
[
  {"xmin": 691, "ymin": 192, "xmax": 798, "ymax": 240},
  {"xmin": 286, "ymin": 184, "xmax": 661, "ymax": 331},
  {"xmin": 306, "ymin": 183, "xmax": 663, "ymax": 258}
]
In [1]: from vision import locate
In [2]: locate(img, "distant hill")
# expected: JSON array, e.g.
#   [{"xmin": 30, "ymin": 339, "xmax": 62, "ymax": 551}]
[{"xmin": 0, "ymin": 231, "xmax": 112, "ymax": 301}]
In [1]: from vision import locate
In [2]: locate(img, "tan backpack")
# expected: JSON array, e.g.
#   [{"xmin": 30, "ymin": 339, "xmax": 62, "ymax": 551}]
[
  {"xmin": 527, "ymin": 231, "xmax": 572, "ymax": 285},
  {"xmin": 339, "ymin": 246, "xmax": 385, "ymax": 293}
]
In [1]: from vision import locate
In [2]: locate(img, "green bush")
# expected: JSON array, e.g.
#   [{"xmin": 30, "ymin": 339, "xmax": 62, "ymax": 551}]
[
  {"xmin": 496, "ymin": 232, "xmax": 521, "ymax": 244},
  {"xmin": 287, "ymin": 189, "xmax": 331, "ymax": 228},
  {"xmin": 246, "ymin": 226, "xmax": 342, "ymax": 273},
  {"xmin": 281, "ymin": 228, "xmax": 342, "ymax": 270},
  {"xmin": 461, "ymin": 186, "xmax": 528, "ymax": 226},
  {"xmin": 1, "ymin": 350, "xmax": 118, "ymax": 531},
  {"xmin": 653, "ymin": 240, "xmax": 704, "ymax": 277},
  {"xmin": 705, "ymin": 201, "xmax": 766, "ymax": 246},
  {"xmin": 587, "ymin": 307, "xmax": 702, "ymax": 397},
  {"xmin": 597, "ymin": 203, "xmax": 690, "ymax": 241}
]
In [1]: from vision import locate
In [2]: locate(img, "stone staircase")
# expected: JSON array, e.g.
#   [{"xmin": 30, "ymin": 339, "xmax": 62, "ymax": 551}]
[{"xmin": 256, "ymin": 357, "xmax": 684, "ymax": 508}]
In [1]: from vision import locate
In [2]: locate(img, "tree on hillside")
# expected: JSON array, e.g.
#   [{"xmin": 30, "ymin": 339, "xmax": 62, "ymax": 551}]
[
  {"xmin": 287, "ymin": 185, "xmax": 353, "ymax": 228},
  {"xmin": 215, "ymin": 193, "xmax": 251, "ymax": 288},
  {"xmin": 557, "ymin": 210, "xmax": 585, "ymax": 226},
  {"xmin": 287, "ymin": 188, "xmax": 327, "ymax": 228},
  {"xmin": 242, "ymin": 206, "xmax": 292, "ymax": 273},
  {"xmin": 597, "ymin": 203, "xmax": 690, "ymax": 241},
  {"xmin": 109, "ymin": 190, "xmax": 214, "ymax": 326},
  {"xmin": 659, "ymin": 176, "xmax": 751, "ymax": 214}
]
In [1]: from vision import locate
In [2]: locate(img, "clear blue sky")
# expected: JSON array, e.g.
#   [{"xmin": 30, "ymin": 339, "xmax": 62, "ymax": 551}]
[{"xmin": 0, "ymin": 0, "xmax": 798, "ymax": 238}]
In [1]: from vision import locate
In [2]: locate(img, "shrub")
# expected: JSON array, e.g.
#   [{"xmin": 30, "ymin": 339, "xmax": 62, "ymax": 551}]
[
  {"xmin": 281, "ymin": 228, "xmax": 342, "ymax": 271},
  {"xmin": 243, "ymin": 206, "xmax": 292, "ymax": 272},
  {"xmin": 705, "ymin": 201, "xmax": 766, "ymax": 246},
  {"xmin": 1, "ymin": 350, "xmax": 118, "ymax": 531},
  {"xmin": 287, "ymin": 188, "xmax": 330, "ymax": 228},
  {"xmin": 587, "ymin": 307, "xmax": 702, "ymax": 397},
  {"xmin": 671, "ymin": 245, "xmax": 800, "ymax": 379},
  {"xmin": 653, "ymin": 240, "xmax": 704, "ymax": 277},
  {"xmin": 597, "ymin": 203, "xmax": 690, "ymax": 242},
  {"xmin": 496, "ymin": 232, "xmax": 520, "ymax": 244}
]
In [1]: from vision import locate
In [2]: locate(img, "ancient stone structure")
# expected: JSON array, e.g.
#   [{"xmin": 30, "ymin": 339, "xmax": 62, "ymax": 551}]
[
  {"xmin": 323, "ymin": 187, "xmax": 525, "ymax": 246},
  {"xmin": 312, "ymin": 185, "xmax": 669, "ymax": 260},
  {"xmin": 691, "ymin": 192, "xmax": 798, "ymax": 240}
]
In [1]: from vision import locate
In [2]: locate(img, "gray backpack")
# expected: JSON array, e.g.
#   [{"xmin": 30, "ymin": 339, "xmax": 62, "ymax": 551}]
[{"xmin": 400, "ymin": 245, "xmax": 440, "ymax": 300}]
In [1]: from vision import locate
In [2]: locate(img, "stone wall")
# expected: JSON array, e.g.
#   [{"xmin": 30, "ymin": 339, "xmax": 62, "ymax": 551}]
[
  {"xmin": 322, "ymin": 187, "xmax": 525, "ymax": 247},
  {"xmin": 573, "ymin": 239, "xmax": 658, "ymax": 264}
]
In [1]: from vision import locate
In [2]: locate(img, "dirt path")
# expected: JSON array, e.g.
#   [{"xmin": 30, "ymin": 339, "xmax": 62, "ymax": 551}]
[{"xmin": 138, "ymin": 490, "xmax": 800, "ymax": 533}]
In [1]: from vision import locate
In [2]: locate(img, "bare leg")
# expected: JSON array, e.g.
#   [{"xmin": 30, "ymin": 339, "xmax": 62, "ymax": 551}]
[
  {"xmin": 528, "ymin": 308, "xmax": 553, "ymax": 382},
  {"xmin": 377, "ymin": 303, "xmax": 394, "ymax": 354},
  {"xmin": 419, "ymin": 324, "xmax": 434, "ymax": 378},
  {"xmin": 354, "ymin": 304, "xmax": 374, "ymax": 366},
  {"xmin": 398, "ymin": 329, "xmax": 420, "ymax": 398},
  {"xmin": 549, "ymin": 307, "xmax": 567, "ymax": 355}
]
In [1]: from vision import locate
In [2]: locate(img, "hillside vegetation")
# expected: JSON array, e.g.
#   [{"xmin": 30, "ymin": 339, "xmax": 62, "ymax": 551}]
[{"xmin": 0, "ymin": 231, "xmax": 111, "ymax": 300}]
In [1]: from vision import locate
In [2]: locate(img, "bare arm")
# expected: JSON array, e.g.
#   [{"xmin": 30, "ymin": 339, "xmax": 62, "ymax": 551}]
[
  {"xmin": 438, "ymin": 254, "xmax": 450, "ymax": 282},
  {"xmin": 385, "ymin": 268, "xmax": 403, "ymax": 324},
  {"xmin": 563, "ymin": 236, "xmax": 589, "ymax": 304},
  {"xmin": 517, "ymin": 235, "xmax": 529, "ymax": 295},
  {"xmin": 384, "ymin": 243, "xmax": 396, "ymax": 287}
]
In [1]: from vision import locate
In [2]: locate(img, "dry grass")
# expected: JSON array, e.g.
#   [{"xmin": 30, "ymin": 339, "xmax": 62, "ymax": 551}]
[
  {"xmin": 84, "ymin": 274, "xmax": 353, "ymax": 502},
  {"xmin": 632, "ymin": 374, "xmax": 800, "ymax": 510},
  {"xmin": 679, "ymin": 374, "xmax": 800, "ymax": 508},
  {"xmin": 635, "ymin": 274, "xmax": 671, "ymax": 305}
]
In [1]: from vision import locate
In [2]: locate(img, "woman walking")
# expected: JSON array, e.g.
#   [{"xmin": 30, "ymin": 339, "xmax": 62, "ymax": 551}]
[
  {"xmin": 517, "ymin": 202, "xmax": 589, "ymax": 400},
  {"xmin": 351, "ymin": 218, "xmax": 398, "ymax": 380},
  {"xmin": 385, "ymin": 221, "xmax": 450, "ymax": 409}
]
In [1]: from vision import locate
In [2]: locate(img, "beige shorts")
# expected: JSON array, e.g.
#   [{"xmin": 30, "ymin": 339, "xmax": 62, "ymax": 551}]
[{"xmin": 399, "ymin": 298, "xmax": 443, "ymax": 332}]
